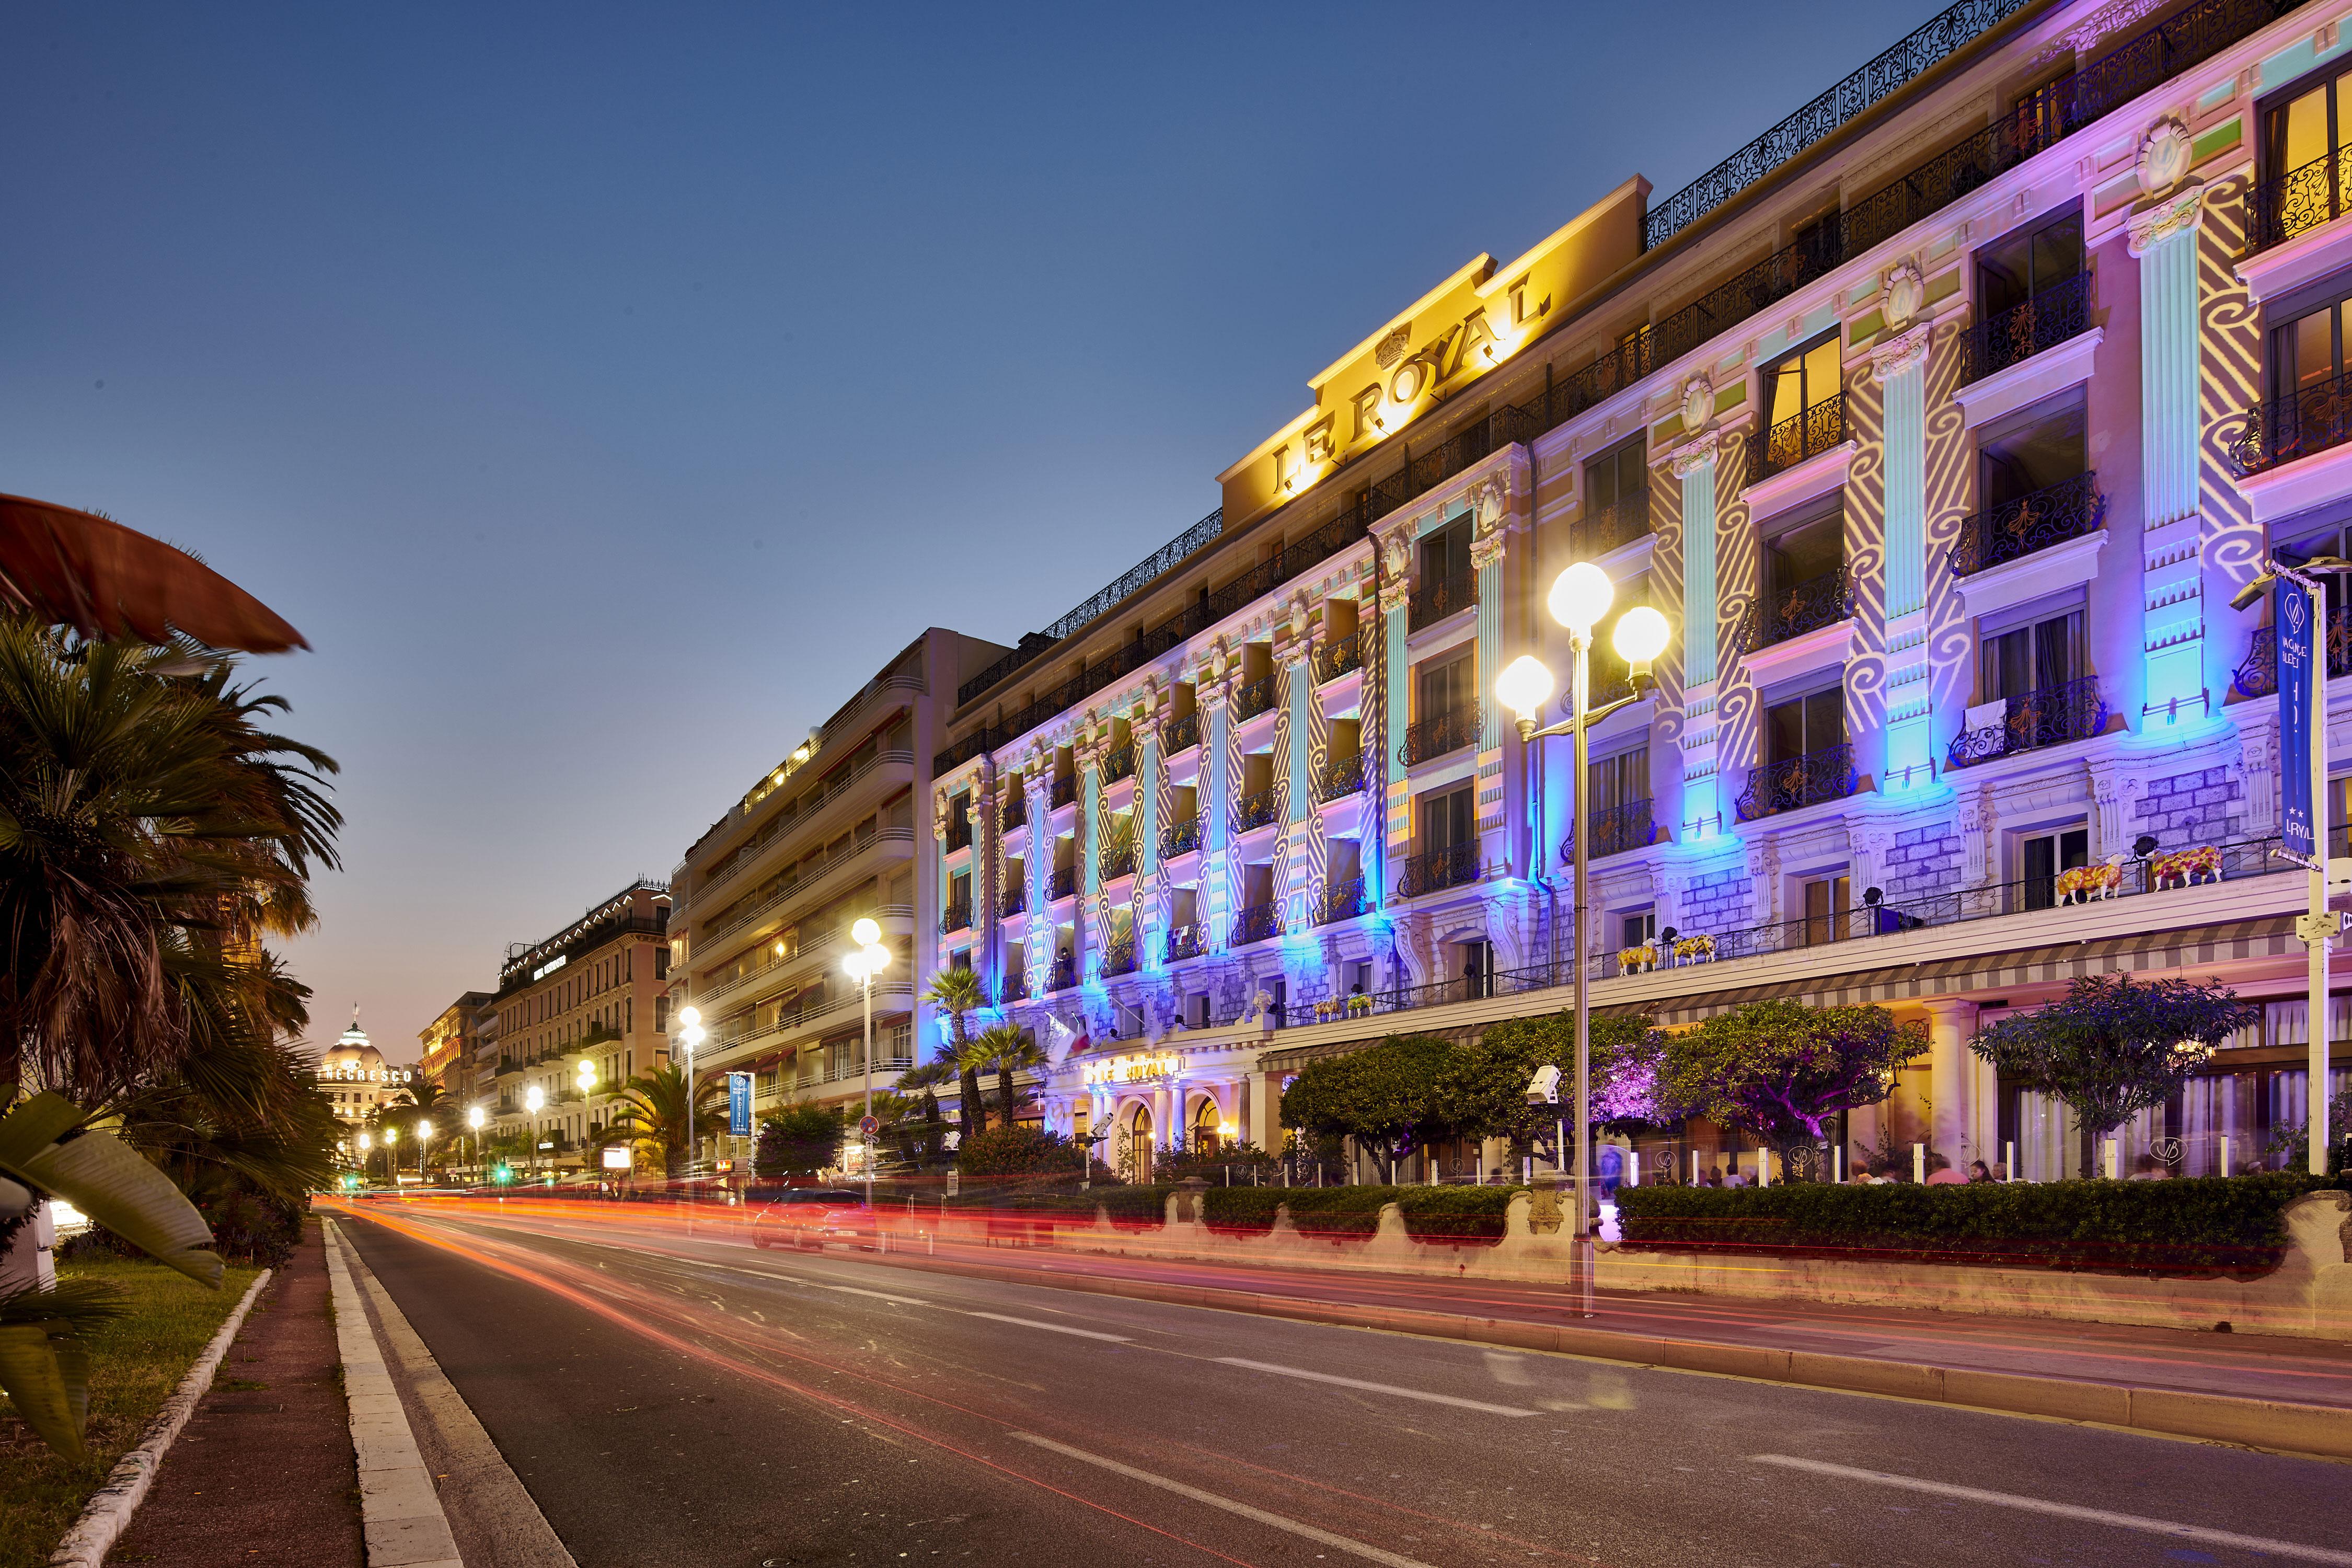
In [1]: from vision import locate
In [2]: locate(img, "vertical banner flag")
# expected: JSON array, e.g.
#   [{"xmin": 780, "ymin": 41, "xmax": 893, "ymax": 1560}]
[
  {"xmin": 728, "ymin": 1071, "xmax": 753, "ymax": 1137},
  {"xmin": 2281, "ymin": 577, "xmax": 2317, "ymax": 862}
]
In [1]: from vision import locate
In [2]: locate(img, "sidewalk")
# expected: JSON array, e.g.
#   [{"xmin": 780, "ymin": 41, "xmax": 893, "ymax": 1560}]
[{"xmin": 105, "ymin": 1218, "xmax": 362, "ymax": 1568}]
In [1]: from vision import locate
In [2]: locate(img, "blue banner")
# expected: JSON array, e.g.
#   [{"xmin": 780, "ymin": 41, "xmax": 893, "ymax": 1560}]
[
  {"xmin": 2281, "ymin": 577, "xmax": 2317, "ymax": 862},
  {"xmin": 727, "ymin": 1071, "xmax": 753, "ymax": 1137}
]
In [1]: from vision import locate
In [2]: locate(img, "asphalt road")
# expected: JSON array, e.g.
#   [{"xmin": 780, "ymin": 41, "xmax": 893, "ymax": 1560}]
[{"xmin": 335, "ymin": 1203, "xmax": 2352, "ymax": 1568}]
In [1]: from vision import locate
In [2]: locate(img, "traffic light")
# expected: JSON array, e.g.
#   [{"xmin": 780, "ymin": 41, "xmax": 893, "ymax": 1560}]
[{"xmin": 492, "ymin": 1162, "xmax": 513, "ymax": 1185}]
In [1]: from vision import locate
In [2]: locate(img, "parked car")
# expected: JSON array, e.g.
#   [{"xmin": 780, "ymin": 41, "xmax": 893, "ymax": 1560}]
[{"xmin": 750, "ymin": 1187, "xmax": 879, "ymax": 1251}]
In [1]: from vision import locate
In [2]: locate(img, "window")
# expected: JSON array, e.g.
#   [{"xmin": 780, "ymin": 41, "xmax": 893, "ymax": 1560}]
[
  {"xmin": 1418, "ymin": 783, "xmax": 1474, "ymax": 850},
  {"xmin": 1757, "ymin": 334, "xmax": 1842, "ymax": 477},
  {"xmin": 1415, "ymin": 651, "xmax": 1475, "ymax": 719},
  {"xmin": 2276, "ymin": 293, "xmax": 2352, "ymax": 399},
  {"xmin": 1766, "ymin": 688, "xmax": 1844, "ymax": 764},
  {"xmin": 1588, "ymin": 749, "xmax": 1648, "ymax": 814},
  {"xmin": 1800, "ymin": 874, "xmax": 1850, "ymax": 947},
  {"xmin": 1980, "ymin": 394, "xmax": 2086, "ymax": 510},
  {"xmin": 1973, "ymin": 207, "xmax": 2084, "ymax": 375},
  {"xmin": 1619, "ymin": 909, "xmax": 1656, "ymax": 950},
  {"xmin": 1759, "ymin": 505, "xmax": 1846, "ymax": 643},
  {"xmin": 1419, "ymin": 515, "xmax": 1472, "ymax": 585},
  {"xmin": 2021, "ymin": 826, "xmax": 2090, "ymax": 910},
  {"xmin": 1583, "ymin": 437, "xmax": 1649, "ymax": 549},
  {"xmin": 1981, "ymin": 609, "xmax": 2081, "ymax": 702},
  {"xmin": 2264, "ymin": 64, "xmax": 2352, "ymax": 237}
]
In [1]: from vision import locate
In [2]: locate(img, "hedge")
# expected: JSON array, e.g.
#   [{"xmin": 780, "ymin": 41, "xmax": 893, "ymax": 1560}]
[
  {"xmin": 1613, "ymin": 1174, "xmax": 2351, "ymax": 1277},
  {"xmin": 1202, "ymin": 1184, "xmax": 1523, "ymax": 1241}
]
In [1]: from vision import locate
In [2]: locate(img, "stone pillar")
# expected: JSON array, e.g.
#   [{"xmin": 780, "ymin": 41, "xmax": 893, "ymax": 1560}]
[
  {"xmin": 1671, "ymin": 432, "xmax": 1723, "ymax": 839},
  {"xmin": 1249, "ymin": 1068, "xmax": 1280, "ymax": 1152},
  {"xmin": 1023, "ymin": 752, "xmax": 1053, "ymax": 1000},
  {"xmin": 1137, "ymin": 690, "xmax": 1165, "ymax": 968},
  {"xmin": 1375, "ymin": 523, "xmax": 1415, "ymax": 901},
  {"xmin": 1470, "ymin": 475, "xmax": 1513, "ymax": 870},
  {"xmin": 1922, "ymin": 997, "xmax": 1979, "ymax": 1166},
  {"xmin": 1200, "ymin": 658, "xmax": 1236, "ymax": 951},
  {"xmin": 1872, "ymin": 324, "xmax": 1935, "ymax": 792},
  {"xmin": 1078, "ymin": 723, "xmax": 1106, "ymax": 984},
  {"xmin": 1275, "ymin": 602, "xmax": 1323, "ymax": 935},
  {"xmin": 2130, "ymin": 170, "xmax": 2209, "ymax": 728},
  {"xmin": 1151, "ymin": 1084, "xmax": 1172, "ymax": 1151}
]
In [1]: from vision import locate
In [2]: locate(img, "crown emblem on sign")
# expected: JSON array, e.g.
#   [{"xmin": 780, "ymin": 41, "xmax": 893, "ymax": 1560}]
[{"xmin": 1375, "ymin": 326, "xmax": 1412, "ymax": 370}]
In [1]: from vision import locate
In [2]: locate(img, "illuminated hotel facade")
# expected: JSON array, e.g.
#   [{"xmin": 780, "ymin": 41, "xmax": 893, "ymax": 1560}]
[{"xmin": 918, "ymin": 0, "xmax": 2352, "ymax": 1182}]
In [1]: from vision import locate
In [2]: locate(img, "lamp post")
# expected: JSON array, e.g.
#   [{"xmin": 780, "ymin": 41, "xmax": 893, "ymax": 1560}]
[
  {"xmin": 416, "ymin": 1120, "xmax": 433, "ymax": 1184},
  {"xmin": 1497, "ymin": 563, "xmax": 1673, "ymax": 1316},
  {"xmin": 383, "ymin": 1123, "xmax": 400, "ymax": 1189},
  {"xmin": 358, "ymin": 1131, "xmax": 372, "ymax": 1187},
  {"xmin": 2230, "ymin": 553, "xmax": 2352, "ymax": 1175},
  {"xmin": 467, "ymin": 1105, "xmax": 485, "ymax": 1182},
  {"xmin": 524, "ymin": 1085, "xmax": 545, "ymax": 1181},
  {"xmin": 676, "ymin": 1007, "xmax": 707, "ymax": 1181},
  {"xmin": 843, "ymin": 917, "xmax": 891, "ymax": 1206}
]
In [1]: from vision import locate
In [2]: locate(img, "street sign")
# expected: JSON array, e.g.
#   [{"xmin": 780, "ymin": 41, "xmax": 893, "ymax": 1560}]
[
  {"xmin": 728, "ymin": 1071, "xmax": 753, "ymax": 1137},
  {"xmin": 2281, "ymin": 577, "xmax": 2318, "ymax": 861},
  {"xmin": 601, "ymin": 1145, "xmax": 632, "ymax": 1170},
  {"xmin": 858, "ymin": 1114, "xmax": 881, "ymax": 1139}
]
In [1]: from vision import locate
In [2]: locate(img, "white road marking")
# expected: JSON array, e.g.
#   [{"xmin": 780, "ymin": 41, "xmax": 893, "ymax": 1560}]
[
  {"xmin": 1750, "ymin": 1456, "xmax": 2352, "ymax": 1565},
  {"xmin": 1012, "ymin": 1432, "xmax": 1441, "ymax": 1568},
  {"xmin": 820, "ymin": 1284, "xmax": 931, "ymax": 1307},
  {"xmin": 961, "ymin": 1311, "xmax": 1130, "ymax": 1342},
  {"xmin": 1214, "ymin": 1357, "xmax": 1539, "ymax": 1417}
]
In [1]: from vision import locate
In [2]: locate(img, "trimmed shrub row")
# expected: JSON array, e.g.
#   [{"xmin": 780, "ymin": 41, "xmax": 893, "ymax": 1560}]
[
  {"xmin": 1613, "ymin": 1174, "xmax": 2351, "ymax": 1277},
  {"xmin": 1201, "ymin": 1184, "xmax": 1523, "ymax": 1241}
]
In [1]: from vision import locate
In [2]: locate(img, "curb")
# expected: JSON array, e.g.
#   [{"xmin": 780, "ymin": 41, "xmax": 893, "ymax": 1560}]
[
  {"xmin": 323, "ymin": 1219, "xmax": 464, "ymax": 1568},
  {"xmin": 851, "ymin": 1246, "xmax": 2352, "ymax": 1460},
  {"xmin": 48, "ymin": 1267, "xmax": 273, "ymax": 1568}
]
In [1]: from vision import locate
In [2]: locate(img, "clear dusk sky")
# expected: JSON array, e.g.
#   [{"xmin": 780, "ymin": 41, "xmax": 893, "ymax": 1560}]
[{"xmin": 3, "ymin": 2, "xmax": 1930, "ymax": 1062}]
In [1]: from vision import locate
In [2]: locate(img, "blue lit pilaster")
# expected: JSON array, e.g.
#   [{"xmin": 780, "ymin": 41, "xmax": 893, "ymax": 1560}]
[
  {"xmin": 1078, "ymin": 722, "xmax": 1105, "ymax": 984},
  {"xmin": 1023, "ymin": 757, "xmax": 1052, "ymax": 1000},
  {"xmin": 1376, "ymin": 522, "xmax": 1414, "ymax": 902},
  {"xmin": 1136, "ymin": 694, "xmax": 1165, "ymax": 968},
  {"xmin": 1671, "ymin": 432, "xmax": 1723, "ymax": 837},
  {"xmin": 1470, "ymin": 476, "xmax": 1512, "ymax": 865},
  {"xmin": 2130, "ymin": 182, "xmax": 2209, "ymax": 727},
  {"xmin": 1200, "ymin": 665, "xmax": 1235, "ymax": 951},
  {"xmin": 1872, "ymin": 326, "xmax": 1935, "ymax": 790}
]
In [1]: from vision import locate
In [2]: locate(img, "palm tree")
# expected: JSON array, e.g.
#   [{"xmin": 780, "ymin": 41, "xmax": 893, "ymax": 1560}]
[
  {"xmin": 974, "ymin": 1023, "xmax": 1044, "ymax": 1124},
  {"xmin": 596, "ymin": 1063, "xmax": 727, "ymax": 1178},
  {"xmin": 921, "ymin": 967, "xmax": 986, "ymax": 1139},
  {"xmin": 892, "ymin": 1058, "xmax": 955, "ymax": 1165}
]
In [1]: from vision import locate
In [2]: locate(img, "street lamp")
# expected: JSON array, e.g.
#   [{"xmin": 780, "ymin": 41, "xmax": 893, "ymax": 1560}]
[
  {"xmin": 467, "ymin": 1105, "xmax": 485, "ymax": 1181},
  {"xmin": 416, "ymin": 1120, "xmax": 433, "ymax": 1184},
  {"xmin": 358, "ymin": 1130, "xmax": 372, "ymax": 1186},
  {"xmin": 676, "ymin": 1006, "xmax": 706, "ymax": 1180},
  {"xmin": 524, "ymin": 1085, "xmax": 545, "ymax": 1181},
  {"xmin": 383, "ymin": 1123, "xmax": 400, "ymax": 1189},
  {"xmin": 1498, "ymin": 562, "xmax": 1673, "ymax": 1316},
  {"xmin": 844, "ymin": 917, "xmax": 891, "ymax": 1205},
  {"xmin": 2230, "ymin": 554, "xmax": 2352, "ymax": 1174}
]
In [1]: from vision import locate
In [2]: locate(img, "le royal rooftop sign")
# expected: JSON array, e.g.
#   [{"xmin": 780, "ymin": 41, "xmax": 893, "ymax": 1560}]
[{"xmin": 1217, "ymin": 176, "xmax": 1646, "ymax": 531}]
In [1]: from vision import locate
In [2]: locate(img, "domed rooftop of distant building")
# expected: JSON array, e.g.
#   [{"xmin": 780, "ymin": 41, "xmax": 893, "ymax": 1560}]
[{"xmin": 316, "ymin": 1007, "xmax": 409, "ymax": 1083}]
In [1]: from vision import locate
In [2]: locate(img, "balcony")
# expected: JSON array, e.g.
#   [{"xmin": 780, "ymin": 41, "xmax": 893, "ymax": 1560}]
[
  {"xmin": 1577, "ymin": 491, "xmax": 1652, "ymax": 556},
  {"xmin": 1562, "ymin": 799, "xmax": 1656, "ymax": 863},
  {"xmin": 1231, "ymin": 901, "xmax": 1278, "ymax": 945},
  {"xmin": 2248, "ymin": 145, "xmax": 2352, "ymax": 255},
  {"xmin": 1048, "ymin": 865, "xmax": 1077, "ymax": 901},
  {"xmin": 1160, "ymin": 814, "xmax": 1201, "ymax": 858},
  {"xmin": 1964, "ymin": 274, "xmax": 2090, "ymax": 384},
  {"xmin": 944, "ymin": 816, "xmax": 973, "ymax": 853},
  {"xmin": 1163, "ymin": 710, "xmax": 1201, "ymax": 754},
  {"xmin": 1165, "ymin": 923, "xmax": 1204, "ymax": 962},
  {"xmin": 702, "ymin": 821, "xmax": 909, "ymax": 944},
  {"xmin": 1312, "ymin": 636, "xmax": 1364, "ymax": 685},
  {"xmin": 1397, "ymin": 842, "xmax": 1480, "ymax": 899},
  {"xmin": 1233, "ymin": 786, "xmax": 1281, "ymax": 833},
  {"xmin": 1103, "ymin": 744, "xmax": 1136, "ymax": 785},
  {"xmin": 1000, "ymin": 971, "xmax": 1028, "ymax": 1004},
  {"xmin": 938, "ymin": 898, "xmax": 973, "ymax": 936},
  {"xmin": 1001, "ymin": 795, "xmax": 1027, "ymax": 831},
  {"xmin": 495, "ymin": 1057, "xmax": 522, "ymax": 1078},
  {"xmin": 1100, "ymin": 834, "xmax": 1137, "ymax": 881},
  {"xmin": 999, "ymin": 884, "xmax": 1026, "ymax": 919},
  {"xmin": 2233, "ymin": 610, "xmax": 2352, "ymax": 698},
  {"xmin": 1399, "ymin": 709, "xmax": 1480, "ymax": 767},
  {"xmin": 1051, "ymin": 773, "xmax": 1078, "ymax": 809},
  {"xmin": 1949, "ymin": 473, "xmax": 2104, "ymax": 578},
  {"xmin": 1318, "ymin": 875, "xmax": 1367, "ymax": 925},
  {"xmin": 2232, "ymin": 368, "xmax": 2352, "ymax": 477},
  {"xmin": 1102, "ymin": 936, "xmax": 1137, "ymax": 977},
  {"xmin": 1751, "ymin": 394, "xmax": 1846, "ymax": 483},
  {"xmin": 1745, "ymin": 565, "xmax": 1852, "ymax": 651},
  {"xmin": 1947, "ymin": 677, "xmax": 2106, "ymax": 768},
  {"xmin": 1736, "ymin": 743, "xmax": 1857, "ymax": 821},
  {"xmin": 1233, "ymin": 673, "xmax": 1278, "ymax": 721},
  {"xmin": 1051, "ymin": 954, "xmax": 1077, "ymax": 992},
  {"xmin": 1315, "ymin": 750, "xmax": 1367, "ymax": 803},
  {"xmin": 1409, "ymin": 570, "xmax": 1475, "ymax": 631}
]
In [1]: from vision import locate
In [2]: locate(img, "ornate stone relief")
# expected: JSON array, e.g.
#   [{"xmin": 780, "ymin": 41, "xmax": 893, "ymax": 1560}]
[
  {"xmin": 2136, "ymin": 116, "xmax": 2193, "ymax": 199},
  {"xmin": 1882, "ymin": 261, "xmax": 1924, "ymax": 330},
  {"xmin": 1668, "ymin": 429, "xmax": 1721, "ymax": 479},
  {"xmin": 1869, "ymin": 323, "xmax": 1931, "ymax": 381},
  {"xmin": 1679, "ymin": 374, "xmax": 1714, "ymax": 433},
  {"xmin": 2127, "ymin": 182, "xmax": 2206, "ymax": 255}
]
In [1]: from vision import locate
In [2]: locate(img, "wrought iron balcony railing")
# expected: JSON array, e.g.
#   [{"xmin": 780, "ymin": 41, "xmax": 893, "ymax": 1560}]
[
  {"xmin": 1001, "ymin": 795, "xmax": 1027, "ymax": 831},
  {"xmin": 1964, "ymin": 273, "xmax": 2090, "ymax": 384},
  {"xmin": 1745, "ymin": 564, "xmax": 1852, "ymax": 649},
  {"xmin": 1316, "ymin": 750, "xmax": 1367, "ymax": 802},
  {"xmin": 1163, "ymin": 710, "xmax": 1201, "ymax": 753},
  {"xmin": 939, "ymin": 898, "xmax": 972, "ymax": 935},
  {"xmin": 2233, "ymin": 610, "xmax": 2352, "ymax": 698},
  {"xmin": 1399, "ymin": 709, "xmax": 1480, "ymax": 767},
  {"xmin": 1736, "ymin": 743, "xmax": 1858, "ymax": 821},
  {"xmin": 1000, "ymin": 971, "xmax": 1028, "ymax": 1004},
  {"xmin": 1160, "ymin": 814, "xmax": 1201, "ymax": 857},
  {"xmin": 1051, "ymin": 772, "xmax": 1077, "ymax": 808},
  {"xmin": 2248, "ymin": 143, "xmax": 2352, "ymax": 253},
  {"xmin": 1949, "ymin": 472, "xmax": 2104, "ymax": 577},
  {"xmin": 1561, "ymin": 798, "xmax": 1657, "ymax": 864},
  {"xmin": 1233, "ymin": 786, "xmax": 1282, "ymax": 832},
  {"xmin": 2232, "ymin": 367, "xmax": 2352, "ymax": 476},
  {"xmin": 1397, "ymin": 841, "xmax": 1481, "ymax": 899},
  {"xmin": 1233, "ymin": 673, "xmax": 1278, "ymax": 721},
  {"xmin": 1318, "ymin": 876, "xmax": 1367, "ymax": 925},
  {"xmin": 1050, "ymin": 955, "xmax": 1076, "ymax": 992},
  {"xmin": 1947, "ymin": 677, "xmax": 2106, "ymax": 768},
  {"xmin": 1230, "ymin": 901, "xmax": 1278, "ymax": 946},
  {"xmin": 1100, "ymin": 835, "xmax": 1137, "ymax": 881},
  {"xmin": 1752, "ymin": 394, "xmax": 1846, "ymax": 483},
  {"xmin": 1048, "ymin": 865, "xmax": 1077, "ymax": 900},
  {"xmin": 1312, "ymin": 636, "xmax": 1365, "ymax": 685},
  {"xmin": 1409, "ymin": 570, "xmax": 1476, "ymax": 630},
  {"xmin": 1578, "ymin": 490, "xmax": 1653, "ymax": 556},
  {"xmin": 1102, "ymin": 936, "xmax": 1136, "ymax": 977},
  {"xmin": 944, "ymin": 816, "xmax": 973, "ymax": 853},
  {"xmin": 1165, "ymin": 922, "xmax": 1204, "ymax": 962},
  {"xmin": 999, "ymin": 884, "xmax": 1026, "ymax": 919},
  {"xmin": 1103, "ymin": 744, "xmax": 1135, "ymax": 784}
]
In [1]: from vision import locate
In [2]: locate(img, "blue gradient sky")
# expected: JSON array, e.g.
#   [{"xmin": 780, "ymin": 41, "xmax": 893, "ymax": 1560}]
[{"xmin": 3, "ymin": 2, "xmax": 1927, "ymax": 1062}]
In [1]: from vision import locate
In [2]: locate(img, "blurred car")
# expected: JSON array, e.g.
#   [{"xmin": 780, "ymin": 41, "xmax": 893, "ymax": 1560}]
[{"xmin": 750, "ymin": 1187, "xmax": 879, "ymax": 1251}]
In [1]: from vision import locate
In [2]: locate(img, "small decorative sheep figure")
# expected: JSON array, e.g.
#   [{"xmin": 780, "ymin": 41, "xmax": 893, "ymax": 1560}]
[
  {"xmin": 2056, "ymin": 853, "xmax": 2126, "ymax": 905},
  {"xmin": 2151, "ymin": 844, "xmax": 2222, "ymax": 890},
  {"xmin": 1672, "ymin": 933, "xmax": 1715, "ymax": 964}
]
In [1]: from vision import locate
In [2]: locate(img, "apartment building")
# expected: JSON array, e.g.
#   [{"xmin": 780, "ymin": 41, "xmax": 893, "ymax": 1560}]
[
  {"xmin": 671, "ymin": 631, "xmax": 1000, "ymax": 1164},
  {"xmin": 490, "ymin": 880, "xmax": 671, "ymax": 1174},
  {"xmin": 930, "ymin": 0, "xmax": 2352, "ymax": 1184},
  {"xmin": 418, "ymin": 990, "xmax": 494, "ymax": 1109}
]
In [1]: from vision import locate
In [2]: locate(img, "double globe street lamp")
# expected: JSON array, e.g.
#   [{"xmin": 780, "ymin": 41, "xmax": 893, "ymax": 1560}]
[
  {"xmin": 1495, "ymin": 561, "xmax": 1672, "ymax": 1317},
  {"xmin": 524, "ymin": 1084, "xmax": 545, "ymax": 1180},
  {"xmin": 842, "ymin": 917, "xmax": 892, "ymax": 1204},
  {"xmin": 467, "ymin": 1104, "xmax": 485, "ymax": 1180},
  {"xmin": 675, "ymin": 1006, "xmax": 707, "ymax": 1178}
]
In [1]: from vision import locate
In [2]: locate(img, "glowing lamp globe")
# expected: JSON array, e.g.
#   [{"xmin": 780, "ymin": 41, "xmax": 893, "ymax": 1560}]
[
  {"xmin": 467, "ymin": 1106, "xmax": 485, "ymax": 1130},
  {"xmin": 1612, "ymin": 605, "xmax": 1671, "ymax": 665},
  {"xmin": 851, "ymin": 917, "xmax": 882, "ymax": 947},
  {"xmin": 417, "ymin": 1120, "xmax": 432, "ymax": 1141},
  {"xmin": 862, "ymin": 942, "xmax": 891, "ymax": 972},
  {"xmin": 1495, "ymin": 656, "xmax": 1556, "ymax": 724},
  {"xmin": 359, "ymin": 1132, "xmax": 372, "ymax": 1150},
  {"xmin": 677, "ymin": 1006, "xmax": 700, "ymax": 1030},
  {"xmin": 577, "ymin": 1062, "xmax": 596, "ymax": 1091},
  {"xmin": 525, "ymin": 1086, "xmax": 545, "ymax": 1113},
  {"xmin": 385, "ymin": 1125, "xmax": 399, "ymax": 1145},
  {"xmin": 1546, "ymin": 562, "xmax": 1615, "ymax": 632}
]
